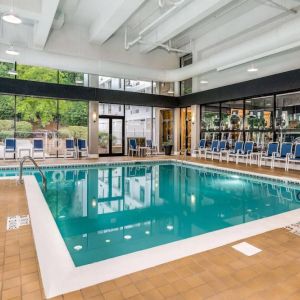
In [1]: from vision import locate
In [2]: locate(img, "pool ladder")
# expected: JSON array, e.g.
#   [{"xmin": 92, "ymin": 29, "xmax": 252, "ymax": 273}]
[{"xmin": 19, "ymin": 156, "xmax": 47, "ymax": 191}]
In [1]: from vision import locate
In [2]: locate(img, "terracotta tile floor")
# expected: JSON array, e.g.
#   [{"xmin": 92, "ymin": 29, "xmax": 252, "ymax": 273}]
[{"xmin": 0, "ymin": 157, "xmax": 300, "ymax": 299}]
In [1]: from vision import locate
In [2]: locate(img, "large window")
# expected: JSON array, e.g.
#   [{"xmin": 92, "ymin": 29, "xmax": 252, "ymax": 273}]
[
  {"xmin": 16, "ymin": 96, "xmax": 58, "ymax": 158},
  {"xmin": 58, "ymin": 100, "xmax": 88, "ymax": 157},
  {"xmin": 16, "ymin": 64, "xmax": 57, "ymax": 83},
  {"xmin": 180, "ymin": 54, "xmax": 192, "ymax": 96},
  {"xmin": 125, "ymin": 105, "xmax": 153, "ymax": 153},
  {"xmin": 0, "ymin": 95, "xmax": 15, "ymax": 159},
  {"xmin": 99, "ymin": 77, "xmax": 124, "ymax": 90},
  {"xmin": 59, "ymin": 71, "xmax": 87, "ymax": 86},
  {"xmin": 276, "ymin": 92, "xmax": 300, "ymax": 142},
  {"xmin": 125, "ymin": 80, "xmax": 152, "ymax": 94},
  {"xmin": 0, "ymin": 62, "xmax": 15, "ymax": 78},
  {"xmin": 153, "ymin": 82, "xmax": 175, "ymax": 96}
]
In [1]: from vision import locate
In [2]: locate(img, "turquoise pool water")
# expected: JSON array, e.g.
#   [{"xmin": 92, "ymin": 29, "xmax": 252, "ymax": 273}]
[{"xmin": 1, "ymin": 162, "xmax": 300, "ymax": 266}]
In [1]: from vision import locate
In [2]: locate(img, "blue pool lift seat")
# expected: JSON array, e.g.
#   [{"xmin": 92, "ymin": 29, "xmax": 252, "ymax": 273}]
[
  {"xmin": 259, "ymin": 142, "xmax": 279, "ymax": 167},
  {"xmin": 286, "ymin": 143, "xmax": 300, "ymax": 171},
  {"xmin": 236, "ymin": 141, "xmax": 254, "ymax": 164},
  {"xmin": 204, "ymin": 140, "xmax": 221, "ymax": 160},
  {"xmin": 272, "ymin": 142, "xmax": 293, "ymax": 170},
  {"xmin": 225, "ymin": 141, "xmax": 244, "ymax": 164},
  {"xmin": 33, "ymin": 138, "xmax": 45, "ymax": 160},
  {"xmin": 4, "ymin": 138, "xmax": 16, "ymax": 160},
  {"xmin": 129, "ymin": 139, "xmax": 139, "ymax": 156},
  {"xmin": 78, "ymin": 139, "xmax": 88, "ymax": 158},
  {"xmin": 64, "ymin": 138, "xmax": 76, "ymax": 159},
  {"xmin": 192, "ymin": 139, "xmax": 206, "ymax": 158}
]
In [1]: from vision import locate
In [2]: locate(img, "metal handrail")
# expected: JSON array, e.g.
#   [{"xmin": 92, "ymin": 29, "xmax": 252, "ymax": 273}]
[{"xmin": 19, "ymin": 156, "xmax": 47, "ymax": 191}]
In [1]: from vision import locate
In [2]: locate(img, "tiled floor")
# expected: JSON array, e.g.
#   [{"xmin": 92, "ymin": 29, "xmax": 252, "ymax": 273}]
[{"xmin": 0, "ymin": 157, "xmax": 300, "ymax": 299}]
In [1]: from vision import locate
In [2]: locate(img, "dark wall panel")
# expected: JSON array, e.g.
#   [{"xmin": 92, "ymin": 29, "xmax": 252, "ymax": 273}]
[
  {"xmin": 180, "ymin": 69, "xmax": 300, "ymax": 106},
  {"xmin": 0, "ymin": 77, "xmax": 179, "ymax": 108}
]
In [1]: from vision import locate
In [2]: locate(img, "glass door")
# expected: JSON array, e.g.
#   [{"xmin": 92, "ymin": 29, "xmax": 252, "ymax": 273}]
[{"xmin": 99, "ymin": 117, "xmax": 124, "ymax": 156}]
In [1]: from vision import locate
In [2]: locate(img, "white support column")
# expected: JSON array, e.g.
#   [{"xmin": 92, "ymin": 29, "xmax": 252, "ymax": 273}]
[
  {"xmin": 191, "ymin": 105, "xmax": 200, "ymax": 152},
  {"xmin": 88, "ymin": 101, "xmax": 99, "ymax": 157},
  {"xmin": 174, "ymin": 108, "xmax": 181, "ymax": 155}
]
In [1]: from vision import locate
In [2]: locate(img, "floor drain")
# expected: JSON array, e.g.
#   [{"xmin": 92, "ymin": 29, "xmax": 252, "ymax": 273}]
[
  {"xmin": 285, "ymin": 222, "xmax": 300, "ymax": 236},
  {"xmin": 6, "ymin": 215, "xmax": 30, "ymax": 231},
  {"xmin": 232, "ymin": 242, "xmax": 262, "ymax": 256}
]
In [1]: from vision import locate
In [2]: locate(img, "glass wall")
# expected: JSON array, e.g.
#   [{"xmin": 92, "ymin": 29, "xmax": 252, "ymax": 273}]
[
  {"xmin": 0, "ymin": 95, "xmax": 15, "ymax": 159},
  {"xmin": 180, "ymin": 54, "xmax": 192, "ymax": 96},
  {"xmin": 125, "ymin": 80, "xmax": 152, "ymax": 94},
  {"xmin": 99, "ymin": 76, "xmax": 124, "ymax": 90},
  {"xmin": 125, "ymin": 105, "xmax": 153, "ymax": 153},
  {"xmin": 180, "ymin": 107, "xmax": 191, "ymax": 152},
  {"xmin": 16, "ymin": 64, "xmax": 57, "ymax": 83},
  {"xmin": 0, "ymin": 94, "xmax": 88, "ymax": 159},
  {"xmin": 220, "ymin": 100, "xmax": 244, "ymax": 146},
  {"xmin": 153, "ymin": 82, "xmax": 175, "ymax": 96},
  {"xmin": 200, "ymin": 96, "xmax": 278, "ymax": 149},
  {"xmin": 276, "ymin": 92, "xmax": 300, "ymax": 142},
  {"xmin": 0, "ymin": 62, "xmax": 15, "ymax": 78}
]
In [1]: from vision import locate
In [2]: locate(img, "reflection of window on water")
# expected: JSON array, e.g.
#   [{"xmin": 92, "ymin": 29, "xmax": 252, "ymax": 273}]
[{"xmin": 140, "ymin": 186, "xmax": 145, "ymax": 203}]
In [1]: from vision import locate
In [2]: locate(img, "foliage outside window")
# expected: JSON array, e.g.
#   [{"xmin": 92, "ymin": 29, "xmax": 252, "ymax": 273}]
[{"xmin": 16, "ymin": 64, "xmax": 57, "ymax": 83}]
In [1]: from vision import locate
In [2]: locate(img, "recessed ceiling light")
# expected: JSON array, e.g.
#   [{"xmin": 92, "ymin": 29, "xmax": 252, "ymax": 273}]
[
  {"xmin": 200, "ymin": 80, "xmax": 208, "ymax": 84},
  {"xmin": 247, "ymin": 67, "xmax": 258, "ymax": 73},
  {"xmin": 6, "ymin": 46, "xmax": 19, "ymax": 56},
  {"xmin": 8, "ymin": 70, "xmax": 17, "ymax": 76},
  {"xmin": 2, "ymin": 13, "xmax": 22, "ymax": 24},
  {"xmin": 124, "ymin": 235, "xmax": 132, "ymax": 240}
]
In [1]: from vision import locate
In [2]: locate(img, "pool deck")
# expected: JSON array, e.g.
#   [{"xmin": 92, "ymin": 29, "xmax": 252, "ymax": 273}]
[{"xmin": 0, "ymin": 156, "xmax": 300, "ymax": 299}]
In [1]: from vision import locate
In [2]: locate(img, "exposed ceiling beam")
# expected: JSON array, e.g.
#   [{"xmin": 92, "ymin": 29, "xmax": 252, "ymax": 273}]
[
  {"xmin": 139, "ymin": 0, "xmax": 236, "ymax": 53},
  {"xmin": 89, "ymin": 0, "xmax": 146, "ymax": 45},
  {"xmin": 32, "ymin": 0, "xmax": 60, "ymax": 50}
]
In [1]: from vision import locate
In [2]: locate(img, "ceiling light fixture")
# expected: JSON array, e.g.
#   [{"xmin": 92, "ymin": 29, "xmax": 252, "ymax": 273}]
[
  {"xmin": 2, "ymin": 13, "xmax": 22, "ymax": 24},
  {"xmin": 6, "ymin": 46, "xmax": 19, "ymax": 56},
  {"xmin": 200, "ymin": 80, "xmax": 208, "ymax": 84},
  {"xmin": 247, "ymin": 66, "xmax": 258, "ymax": 73},
  {"xmin": 2, "ymin": 0, "xmax": 22, "ymax": 24}
]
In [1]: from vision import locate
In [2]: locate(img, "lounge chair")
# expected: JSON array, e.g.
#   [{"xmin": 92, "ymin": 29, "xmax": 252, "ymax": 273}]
[
  {"xmin": 78, "ymin": 139, "xmax": 88, "ymax": 157},
  {"xmin": 204, "ymin": 140, "xmax": 219, "ymax": 160},
  {"xmin": 129, "ymin": 139, "xmax": 139, "ymax": 156},
  {"xmin": 259, "ymin": 142, "xmax": 279, "ymax": 167},
  {"xmin": 272, "ymin": 142, "xmax": 292, "ymax": 169},
  {"xmin": 236, "ymin": 141, "xmax": 254, "ymax": 164},
  {"xmin": 32, "ymin": 138, "xmax": 45, "ymax": 160},
  {"xmin": 4, "ymin": 138, "xmax": 16, "ymax": 160},
  {"xmin": 64, "ymin": 138, "xmax": 76, "ymax": 159},
  {"xmin": 286, "ymin": 143, "xmax": 300, "ymax": 171},
  {"xmin": 224, "ymin": 141, "xmax": 244, "ymax": 164},
  {"xmin": 192, "ymin": 139, "xmax": 206, "ymax": 158}
]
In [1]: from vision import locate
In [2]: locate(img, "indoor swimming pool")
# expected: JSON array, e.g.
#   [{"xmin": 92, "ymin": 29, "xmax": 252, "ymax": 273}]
[{"xmin": 1, "ymin": 161, "xmax": 300, "ymax": 267}]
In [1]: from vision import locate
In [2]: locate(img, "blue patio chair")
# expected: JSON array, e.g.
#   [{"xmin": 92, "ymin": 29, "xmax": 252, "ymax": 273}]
[
  {"xmin": 272, "ymin": 142, "xmax": 292, "ymax": 169},
  {"xmin": 260, "ymin": 142, "xmax": 279, "ymax": 167},
  {"xmin": 129, "ymin": 139, "xmax": 139, "ymax": 156},
  {"xmin": 146, "ymin": 139, "xmax": 158, "ymax": 156},
  {"xmin": 192, "ymin": 139, "xmax": 206, "ymax": 158},
  {"xmin": 226, "ymin": 141, "xmax": 244, "ymax": 163},
  {"xmin": 64, "ymin": 138, "xmax": 76, "ymax": 159},
  {"xmin": 78, "ymin": 139, "xmax": 88, "ymax": 157},
  {"xmin": 4, "ymin": 138, "xmax": 16, "ymax": 160},
  {"xmin": 33, "ymin": 139, "xmax": 45, "ymax": 160},
  {"xmin": 286, "ymin": 143, "xmax": 300, "ymax": 171},
  {"xmin": 236, "ymin": 141, "xmax": 254, "ymax": 164},
  {"xmin": 204, "ymin": 140, "xmax": 219, "ymax": 160}
]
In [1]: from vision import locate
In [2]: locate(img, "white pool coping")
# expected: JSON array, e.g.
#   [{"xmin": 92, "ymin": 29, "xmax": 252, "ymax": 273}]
[{"xmin": 6, "ymin": 160, "xmax": 300, "ymax": 298}]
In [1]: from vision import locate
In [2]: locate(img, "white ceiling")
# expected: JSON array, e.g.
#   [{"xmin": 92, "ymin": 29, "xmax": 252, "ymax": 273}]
[{"xmin": 0, "ymin": 0, "xmax": 300, "ymax": 92}]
